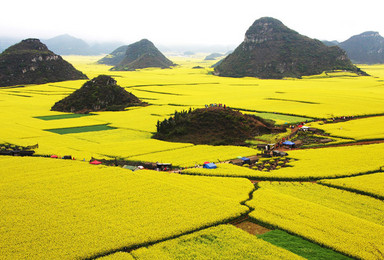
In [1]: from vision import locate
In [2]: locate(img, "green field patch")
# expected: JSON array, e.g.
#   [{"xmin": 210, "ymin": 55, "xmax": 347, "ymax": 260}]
[
  {"xmin": 237, "ymin": 109, "xmax": 312, "ymax": 125},
  {"xmin": 45, "ymin": 124, "xmax": 115, "ymax": 134},
  {"xmin": 256, "ymin": 112, "xmax": 311, "ymax": 124},
  {"xmin": 258, "ymin": 229, "xmax": 351, "ymax": 260},
  {"xmin": 35, "ymin": 114, "xmax": 95, "ymax": 120},
  {"xmin": 265, "ymin": 98, "xmax": 320, "ymax": 104}
]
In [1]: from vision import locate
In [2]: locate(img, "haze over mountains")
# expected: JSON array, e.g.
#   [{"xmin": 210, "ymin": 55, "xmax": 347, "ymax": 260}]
[
  {"xmin": 2, "ymin": 30, "xmax": 384, "ymax": 65},
  {"xmin": 0, "ymin": 35, "xmax": 235, "ymax": 55},
  {"xmin": 0, "ymin": 35, "xmax": 123, "ymax": 56}
]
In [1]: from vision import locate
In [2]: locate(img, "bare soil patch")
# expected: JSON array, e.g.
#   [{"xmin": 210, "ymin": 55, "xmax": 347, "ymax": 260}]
[{"xmin": 233, "ymin": 220, "xmax": 271, "ymax": 235}]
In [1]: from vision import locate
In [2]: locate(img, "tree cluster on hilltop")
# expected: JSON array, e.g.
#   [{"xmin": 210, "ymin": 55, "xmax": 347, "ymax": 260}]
[{"xmin": 154, "ymin": 107, "xmax": 284, "ymax": 145}]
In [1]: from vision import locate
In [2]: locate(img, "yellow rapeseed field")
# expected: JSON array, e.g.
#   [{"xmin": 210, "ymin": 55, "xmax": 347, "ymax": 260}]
[
  {"xmin": 0, "ymin": 156, "xmax": 253, "ymax": 259},
  {"xmin": 309, "ymin": 116, "xmax": 384, "ymax": 140},
  {"xmin": 183, "ymin": 143, "xmax": 384, "ymax": 179},
  {"xmin": 103, "ymin": 225, "xmax": 304, "ymax": 260},
  {"xmin": 128, "ymin": 145, "xmax": 258, "ymax": 167},
  {"xmin": 2, "ymin": 56, "xmax": 384, "ymax": 258},
  {"xmin": 319, "ymin": 172, "xmax": 384, "ymax": 199},
  {"xmin": 247, "ymin": 185, "xmax": 384, "ymax": 259},
  {"xmin": 260, "ymin": 143, "xmax": 384, "ymax": 179},
  {"xmin": 257, "ymin": 182, "xmax": 384, "ymax": 226},
  {"xmin": 182, "ymin": 162, "xmax": 263, "ymax": 178},
  {"xmin": 1, "ymin": 56, "xmax": 384, "ymax": 164}
]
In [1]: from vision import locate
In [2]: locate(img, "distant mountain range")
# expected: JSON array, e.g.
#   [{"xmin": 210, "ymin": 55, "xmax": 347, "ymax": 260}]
[
  {"xmin": 0, "ymin": 37, "xmax": 21, "ymax": 53},
  {"xmin": 204, "ymin": 53, "xmax": 224, "ymax": 60},
  {"xmin": 322, "ymin": 40, "xmax": 339, "ymax": 47},
  {"xmin": 41, "ymin": 34, "xmax": 124, "ymax": 55},
  {"xmin": 0, "ymin": 34, "xmax": 123, "ymax": 56},
  {"xmin": 2, "ymin": 31, "xmax": 384, "ymax": 64}
]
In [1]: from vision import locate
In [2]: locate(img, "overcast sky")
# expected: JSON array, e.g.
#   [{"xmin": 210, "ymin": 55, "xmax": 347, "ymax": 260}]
[{"xmin": 1, "ymin": 0, "xmax": 383, "ymax": 46}]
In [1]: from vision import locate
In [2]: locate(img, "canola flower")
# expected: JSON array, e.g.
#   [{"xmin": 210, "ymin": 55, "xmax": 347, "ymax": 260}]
[
  {"xmin": 319, "ymin": 172, "xmax": 384, "ymax": 199},
  {"xmin": 182, "ymin": 143, "xmax": 384, "ymax": 179},
  {"xmin": 247, "ymin": 187, "xmax": 384, "ymax": 259},
  {"xmin": 1, "ymin": 57, "xmax": 384, "ymax": 165},
  {"xmin": 310, "ymin": 116, "xmax": 384, "ymax": 140},
  {"xmin": 128, "ymin": 145, "xmax": 258, "ymax": 167},
  {"xmin": 0, "ymin": 156, "xmax": 252, "ymax": 259},
  {"xmin": 257, "ymin": 182, "xmax": 384, "ymax": 226},
  {"xmin": 1, "ymin": 56, "xmax": 384, "ymax": 259},
  {"xmin": 269, "ymin": 143, "xmax": 384, "ymax": 179},
  {"xmin": 103, "ymin": 225, "xmax": 304, "ymax": 260},
  {"xmin": 182, "ymin": 162, "xmax": 264, "ymax": 178}
]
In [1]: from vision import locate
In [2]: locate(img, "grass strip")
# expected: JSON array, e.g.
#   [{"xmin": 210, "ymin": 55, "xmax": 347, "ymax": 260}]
[
  {"xmin": 258, "ymin": 229, "xmax": 351, "ymax": 260},
  {"xmin": 35, "ymin": 113, "xmax": 94, "ymax": 120},
  {"xmin": 45, "ymin": 124, "xmax": 115, "ymax": 134}
]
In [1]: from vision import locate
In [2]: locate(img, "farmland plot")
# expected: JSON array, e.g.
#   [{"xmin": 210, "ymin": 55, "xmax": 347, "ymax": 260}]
[
  {"xmin": 102, "ymin": 225, "xmax": 303, "ymax": 260},
  {"xmin": 247, "ymin": 184, "xmax": 384, "ymax": 259},
  {"xmin": 0, "ymin": 156, "xmax": 252, "ymax": 259},
  {"xmin": 319, "ymin": 172, "xmax": 384, "ymax": 199},
  {"xmin": 310, "ymin": 116, "xmax": 384, "ymax": 141},
  {"xmin": 183, "ymin": 143, "xmax": 384, "ymax": 180}
]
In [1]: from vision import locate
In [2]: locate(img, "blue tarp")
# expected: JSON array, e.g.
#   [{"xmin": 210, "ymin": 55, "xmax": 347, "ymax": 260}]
[
  {"xmin": 241, "ymin": 157, "xmax": 251, "ymax": 163},
  {"xmin": 283, "ymin": 141, "xmax": 295, "ymax": 146},
  {"xmin": 203, "ymin": 163, "xmax": 217, "ymax": 169}
]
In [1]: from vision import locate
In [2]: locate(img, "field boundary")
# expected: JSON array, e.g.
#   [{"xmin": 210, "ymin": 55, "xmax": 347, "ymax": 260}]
[
  {"xmin": 317, "ymin": 179, "xmax": 384, "ymax": 201},
  {"xmin": 247, "ymin": 215, "xmax": 354, "ymax": 259},
  {"xmin": 84, "ymin": 186, "xmax": 257, "ymax": 259}
]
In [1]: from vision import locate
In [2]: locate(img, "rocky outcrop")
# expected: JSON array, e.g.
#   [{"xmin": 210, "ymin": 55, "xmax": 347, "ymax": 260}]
[
  {"xmin": 215, "ymin": 17, "xmax": 366, "ymax": 79},
  {"xmin": 0, "ymin": 38, "xmax": 87, "ymax": 87},
  {"xmin": 339, "ymin": 31, "xmax": 384, "ymax": 64},
  {"xmin": 51, "ymin": 75, "xmax": 145, "ymax": 113},
  {"xmin": 111, "ymin": 39, "xmax": 174, "ymax": 71}
]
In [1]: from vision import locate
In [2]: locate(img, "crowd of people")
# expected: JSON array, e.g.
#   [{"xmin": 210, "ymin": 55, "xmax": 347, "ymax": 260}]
[{"xmin": 205, "ymin": 103, "xmax": 227, "ymax": 108}]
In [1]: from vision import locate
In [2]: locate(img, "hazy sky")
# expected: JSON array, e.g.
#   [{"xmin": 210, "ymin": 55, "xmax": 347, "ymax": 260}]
[{"xmin": 1, "ymin": 0, "xmax": 383, "ymax": 46}]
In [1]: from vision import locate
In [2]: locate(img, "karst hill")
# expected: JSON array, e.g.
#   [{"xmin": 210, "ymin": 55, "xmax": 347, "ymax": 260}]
[
  {"xmin": 154, "ymin": 106, "xmax": 284, "ymax": 146},
  {"xmin": 0, "ymin": 38, "xmax": 87, "ymax": 87},
  {"xmin": 51, "ymin": 75, "xmax": 145, "ymax": 113},
  {"xmin": 339, "ymin": 31, "xmax": 384, "ymax": 64},
  {"xmin": 215, "ymin": 17, "xmax": 367, "ymax": 79},
  {"xmin": 97, "ymin": 45, "xmax": 129, "ymax": 66},
  {"xmin": 110, "ymin": 39, "xmax": 175, "ymax": 71}
]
